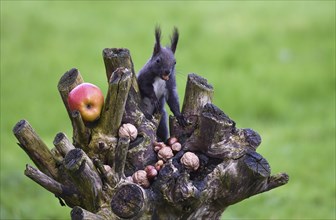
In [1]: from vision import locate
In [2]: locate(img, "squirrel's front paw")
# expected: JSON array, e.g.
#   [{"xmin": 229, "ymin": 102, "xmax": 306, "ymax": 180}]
[{"xmin": 176, "ymin": 114, "xmax": 188, "ymax": 127}]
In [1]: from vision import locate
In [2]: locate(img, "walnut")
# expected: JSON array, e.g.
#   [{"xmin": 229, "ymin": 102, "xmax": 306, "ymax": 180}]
[
  {"xmin": 155, "ymin": 160, "xmax": 164, "ymax": 171},
  {"xmin": 118, "ymin": 123, "xmax": 138, "ymax": 141},
  {"xmin": 171, "ymin": 142, "xmax": 182, "ymax": 152},
  {"xmin": 158, "ymin": 147, "xmax": 174, "ymax": 162},
  {"xmin": 132, "ymin": 170, "xmax": 150, "ymax": 188},
  {"xmin": 153, "ymin": 141, "xmax": 166, "ymax": 152},
  {"xmin": 180, "ymin": 152, "xmax": 200, "ymax": 171}
]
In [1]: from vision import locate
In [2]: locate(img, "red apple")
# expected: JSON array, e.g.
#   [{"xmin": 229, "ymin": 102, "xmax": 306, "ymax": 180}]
[{"xmin": 67, "ymin": 83, "xmax": 104, "ymax": 122}]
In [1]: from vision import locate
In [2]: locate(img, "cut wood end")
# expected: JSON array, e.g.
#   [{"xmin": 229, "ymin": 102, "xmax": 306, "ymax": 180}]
[
  {"xmin": 188, "ymin": 73, "xmax": 214, "ymax": 91},
  {"xmin": 13, "ymin": 119, "xmax": 29, "ymax": 135},
  {"xmin": 24, "ymin": 164, "xmax": 34, "ymax": 175},
  {"xmin": 64, "ymin": 148, "xmax": 85, "ymax": 171},
  {"xmin": 53, "ymin": 132, "xmax": 66, "ymax": 145},
  {"xmin": 111, "ymin": 183, "xmax": 144, "ymax": 219},
  {"xmin": 103, "ymin": 48, "xmax": 130, "ymax": 58},
  {"xmin": 58, "ymin": 68, "xmax": 82, "ymax": 90},
  {"xmin": 202, "ymin": 103, "xmax": 235, "ymax": 125}
]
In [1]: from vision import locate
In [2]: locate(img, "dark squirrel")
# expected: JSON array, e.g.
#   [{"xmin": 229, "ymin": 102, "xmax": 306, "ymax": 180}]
[{"xmin": 137, "ymin": 26, "xmax": 187, "ymax": 141}]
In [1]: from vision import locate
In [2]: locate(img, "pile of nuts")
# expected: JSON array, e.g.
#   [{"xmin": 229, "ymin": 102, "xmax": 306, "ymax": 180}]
[
  {"xmin": 127, "ymin": 137, "xmax": 182, "ymax": 188},
  {"xmin": 154, "ymin": 137, "xmax": 199, "ymax": 172},
  {"xmin": 130, "ymin": 137, "xmax": 200, "ymax": 189},
  {"xmin": 117, "ymin": 125, "xmax": 200, "ymax": 189},
  {"xmin": 154, "ymin": 136, "xmax": 181, "ymax": 162}
]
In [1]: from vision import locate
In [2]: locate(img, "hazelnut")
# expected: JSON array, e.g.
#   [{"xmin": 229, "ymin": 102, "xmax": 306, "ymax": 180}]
[
  {"xmin": 145, "ymin": 165, "xmax": 158, "ymax": 180},
  {"xmin": 158, "ymin": 147, "xmax": 174, "ymax": 162},
  {"xmin": 153, "ymin": 141, "xmax": 166, "ymax": 152},
  {"xmin": 171, "ymin": 142, "xmax": 182, "ymax": 152},
  {"xmin": 132, "ymin": 170, "xmax": 150, "ymax": 188},
  {"xmin": 180, "ymin": 152, "xmax": 200, "ymax": 171},
  {"xmin": 118, "ymin": 123, "xmax": 138, "ymax": 141},
  {"xmin": 155, "ymin": 160, "xmax": 164, "ymax": 171},
  {"xmin": 167, "ymin": 137, "xmax": 178, "ymax": 146}
]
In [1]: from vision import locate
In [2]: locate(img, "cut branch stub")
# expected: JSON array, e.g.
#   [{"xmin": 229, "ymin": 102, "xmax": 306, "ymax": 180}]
[
  {"xmin": 111, "ymin": 183, "xmax": 145, "ymax": 219},
  {"xmin": 181, "ymin": 73, "xmax": 214, "ymax": 117},
  {"xmin": 265, "ymin": 173, "xmax": 289, "ymax": 192},
  {"xmin": 64, "ymin": 148, "xmax": 103, "ymax": 212},
  {"xmin": 102, "ymin": 48, "xmax": 135, "ymax": 82},
  {"xmin": 57, "ymin": 69, "xmax": 91, "ymax": 149},
  {"xmin": 24, "ymin": 164, "xmax": 79, "ymax": 207},
  {"xmin": 98, "ymin": 67, "xmax": 132, "ymax": 137},
  {"xmin": 103, "ymin": 48, "xmax": 142, "ymax": 126},
  {"xmin": 13, "ymin": 120, "xmax": 58, "ymax": 178},
  {"xmin": 114, "ymin": 137, "xmax": 130, "ymax": 181},
  {"xmin": 71, "ymin": 110, "xmax": 91, "ymax": 149},
  {"xmin": 57, "ymin": 68, "xmax": 84, "ymax": 122},
  {"xmin": 53, "ymin": 132, "xmax": 75, "ymax": 157},
  {"xmin": 244, "ymin": 150, "xmax": 270, "ymax": 178},
  {"xmin": 184, "ymin": 103, "xmax": 236, "ymax": 157},
  {"xmin": 243, "ymin": 128, "xmax": 262, "ymax": 150},
  {"xmin": 171, "ymin": 73, "xmax": 214, "ymax": 142}
]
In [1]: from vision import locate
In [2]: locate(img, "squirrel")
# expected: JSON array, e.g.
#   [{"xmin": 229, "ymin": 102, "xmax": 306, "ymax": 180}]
[{"xmin": 137, "ymin": 26, "xmax": 187, "ymax": 141}]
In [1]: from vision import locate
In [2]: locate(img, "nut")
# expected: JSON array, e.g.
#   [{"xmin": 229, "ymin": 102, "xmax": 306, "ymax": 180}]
[
  {"xmin": 153, "ymin": 141, "xmax": 166, "ymax": 152},
  {"xmin": 155, "ymin": 160, "xmax": 164, "ymax": 171},
  {"xmin": 132, "ymin": 170, "xmax": 150, "ymax": 188},
  {"xmin": 125, "ymin": 176, "xmax": 133, "ymax": 183},
  {"xmin": 145, "ymin": 165, "xmax": 158, "ymax": 180},
  {"xmin": 171, "ymin": 142, "xmax": 182, "ymax": 152},
  {"xmin": 167, "ymin": 137, "xmax": 178, "ymax": 146},
  {"xmin": 118, "ymin": 123, "xmax": 138, "ymax": 141},
  {"xmin": 180, "ymin": 152, "xmax": 200, "ymax": 171},
  {"xmin": 103, "ymin": 165, "xmax": 112, "ymax": 173},
  {"xmin": 158, "ymin": 147, "xmax": 174, "ymax": 162}
]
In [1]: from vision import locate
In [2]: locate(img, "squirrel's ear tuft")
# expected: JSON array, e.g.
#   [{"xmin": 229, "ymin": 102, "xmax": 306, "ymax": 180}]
[
  {"xmin": 153, "ymin": 26, "xmax": 161, "ymax": 56},
  {"xmin": 170, "ymin": 27, "xmax": 179, "ymax": 54}
]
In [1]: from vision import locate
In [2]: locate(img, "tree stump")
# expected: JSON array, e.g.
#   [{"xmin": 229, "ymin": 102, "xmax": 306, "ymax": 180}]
[{"xmin": 13, "ymin": 48, "xmax": 289, "ymax": 219}]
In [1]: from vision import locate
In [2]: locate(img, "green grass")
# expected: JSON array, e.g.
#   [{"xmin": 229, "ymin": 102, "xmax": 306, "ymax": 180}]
[{"xmin": 1, "ymin": 1, "xmax": 335, "ymax": 219}]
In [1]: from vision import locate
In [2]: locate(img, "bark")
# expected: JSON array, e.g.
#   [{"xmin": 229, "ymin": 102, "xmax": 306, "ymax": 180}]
[
  {"xmin": 110, "ymin": 183, "xmax": 146, "ymax": 219},
  {"xmin": 71, "ymin": 110, "xmax": 91, "ymax": 149},
  {"xmin": 181, "ymin": 73, "xmax": 214, "ymax": 117},
  {"xmin": 53, "ymin": 132, "xmax": 75, "ymax": 157},
  {"xmin": 170, "ymin": 73, "xmax": 214, "ymax": 143},
  {"xmin": 114, "ymin": 137, "xmax": 130, "ymax": 181},
  {"xmin": 13, "ymin": 120, "xmax": 58, "ymax": 178},
  {"xmin": 63, "ymin": 148, "xmax": 103, "ymax": 212},
  {"xmin": 98, "ymin": 67, "xmax": 132, "ymax": 137},
  {"xmin": 13, "ymin": 48, "xmax": 289, "ymax": 220},
  {"xmin": 57, "ymin": 68, "xmax": 84, "ymax": 122}
]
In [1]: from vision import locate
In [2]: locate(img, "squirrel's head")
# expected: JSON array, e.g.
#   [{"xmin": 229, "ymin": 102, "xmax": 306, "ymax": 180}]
[{"xmin": 150, "ymin": 26, "xmax": 179, "ymax": 81}]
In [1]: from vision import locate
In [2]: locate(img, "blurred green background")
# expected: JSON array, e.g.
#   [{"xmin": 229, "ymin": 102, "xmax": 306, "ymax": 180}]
[{"xmin": 1, "ymin": 1, "xmax": 335, "ymax": 219}]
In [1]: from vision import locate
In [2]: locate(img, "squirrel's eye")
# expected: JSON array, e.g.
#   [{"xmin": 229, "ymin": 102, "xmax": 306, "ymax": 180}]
[
  {"xmin": 174, "ymin": 61, "xmax": 177, "ymax": 65},
  {"xmin": 156, "ymin": 58, "xmax": 160, "ymax": 63}
]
